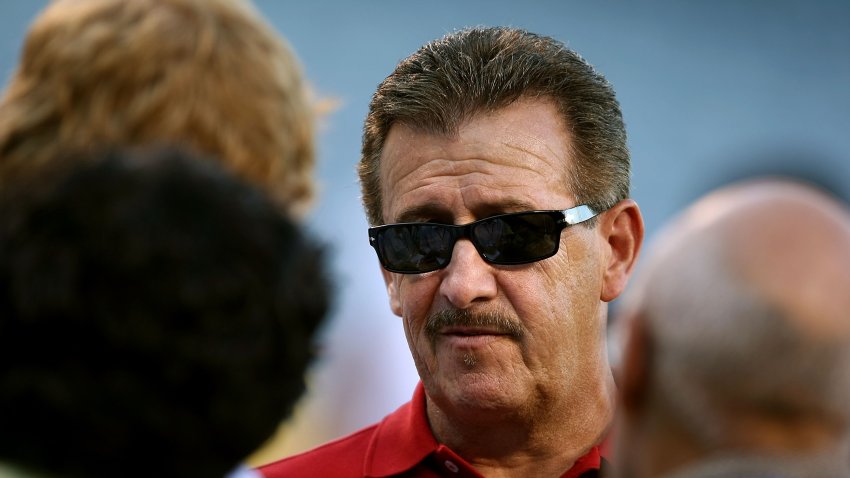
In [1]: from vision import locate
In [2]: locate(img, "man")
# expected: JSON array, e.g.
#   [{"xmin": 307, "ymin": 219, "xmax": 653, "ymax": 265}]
[
  {"xmin": 0, "ymin": 0, "xmax": 316, "ymax": 217},
  {"xmin": 0, "ymin": 147, "xmax": 331, "ymax": 478},
  {"xmin": 260, "ymin": 26, "xmax": 644, "ymax": 477},
  {"xmin": 613, "ymin": 179, "xmax": 850, "ymax": 478}
]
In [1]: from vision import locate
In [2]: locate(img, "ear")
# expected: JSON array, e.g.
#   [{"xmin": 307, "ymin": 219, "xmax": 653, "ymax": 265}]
[
  {"xmin": 600, "ymin": 199, "xmax": 644, "ymax": 302},
  {"xmin": 380, "ymin": 266, "xmax": 403, "ymax": 317},
  {"xmin": 619, "ymin": 312, "xmax": 651, "ymax": 414}
]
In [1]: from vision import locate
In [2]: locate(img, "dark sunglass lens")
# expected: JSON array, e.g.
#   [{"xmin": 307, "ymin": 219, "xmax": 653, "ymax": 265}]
[
  {"xmin": 473, "ymin": 213, "xmax": 560, "ymax": 263},
  {"xmin": 377, "ymin": 224, "xmax": 454, "ymax": 272}
]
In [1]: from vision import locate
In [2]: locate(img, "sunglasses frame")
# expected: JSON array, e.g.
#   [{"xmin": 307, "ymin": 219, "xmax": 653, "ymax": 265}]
[{"xmin": 368, "ymin": 204, "xmax": 600, "ymax": 274}]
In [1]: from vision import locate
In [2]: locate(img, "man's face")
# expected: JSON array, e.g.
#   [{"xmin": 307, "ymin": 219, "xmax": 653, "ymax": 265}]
[{"xmin": 378, "ymin": 97, "xmax": 612, "ymax": 417}]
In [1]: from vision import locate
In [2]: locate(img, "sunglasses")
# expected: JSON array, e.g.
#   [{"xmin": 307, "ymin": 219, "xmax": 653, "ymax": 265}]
[{"xmin": 368, "ymin": 204, "xmax": 600, "ymax": 274}]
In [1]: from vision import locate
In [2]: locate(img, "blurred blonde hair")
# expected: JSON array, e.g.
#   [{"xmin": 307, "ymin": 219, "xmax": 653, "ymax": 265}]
[{"xmin": 0, "ymin": 0, "xmax": 316, "ymax": 216}]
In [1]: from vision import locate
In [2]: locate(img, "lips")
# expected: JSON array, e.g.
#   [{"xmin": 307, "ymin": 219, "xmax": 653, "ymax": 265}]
[
  {"xmin": 440, "ymin": 332, "xmax": 507, "ymax": 349},
  {"xmin": 440, "ymin": 326, "xmax": 511, "ymax": 337},
  {"xmin": 436, "ymin": 326, "xmax": 516, "ymax": 350}
]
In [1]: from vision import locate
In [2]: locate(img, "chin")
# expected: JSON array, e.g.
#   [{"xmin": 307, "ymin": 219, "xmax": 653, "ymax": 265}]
[{"xmin": 433, "ymin": 369, "xmax": 528, "ymax": 413}]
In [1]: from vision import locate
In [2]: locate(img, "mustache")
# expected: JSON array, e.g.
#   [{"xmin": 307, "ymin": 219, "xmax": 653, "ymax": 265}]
[{"xmin": 424, "ymin": 308, "xmax": 525, "ymax": 342}]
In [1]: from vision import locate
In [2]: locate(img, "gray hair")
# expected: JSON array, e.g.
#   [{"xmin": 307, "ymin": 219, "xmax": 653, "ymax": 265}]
[{"xmin": 359, "ymin": 26, "xmax": 629, "ymax": 225}]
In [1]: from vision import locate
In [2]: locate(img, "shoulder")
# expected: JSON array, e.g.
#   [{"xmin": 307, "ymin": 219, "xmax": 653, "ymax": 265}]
[{"xmin": 257, "ymin": 424, "xmax": 378, "ymax": 478}]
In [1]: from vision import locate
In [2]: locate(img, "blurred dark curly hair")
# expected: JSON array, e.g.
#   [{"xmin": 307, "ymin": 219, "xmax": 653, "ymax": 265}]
[{"xmin": 0, "ymin": 146, "xmax": 331, "ymax": 478}]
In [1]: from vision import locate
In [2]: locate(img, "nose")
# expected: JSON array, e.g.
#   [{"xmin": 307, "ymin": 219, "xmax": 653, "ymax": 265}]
[{"xmin": 438, "ymin": 239, "xmax": 498, "ymax": 309}]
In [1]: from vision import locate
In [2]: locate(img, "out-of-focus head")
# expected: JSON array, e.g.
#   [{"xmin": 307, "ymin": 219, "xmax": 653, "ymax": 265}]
[
  {"xmin": 616, "ymin": 178, "xmax": 850, "ymax": 476},
  {"xmin": 0, "ymin": 146, "xmax": 331, "ymax": 477},
  {"xmin": 359, "ymin": 26, "xmax": 630, "ymax": 226},
  {"xmin": 0, "ymin": 0, "xmax": 315, "ymax": 216}
]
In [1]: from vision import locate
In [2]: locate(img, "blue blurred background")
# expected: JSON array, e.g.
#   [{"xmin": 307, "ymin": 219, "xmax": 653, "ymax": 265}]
[{"xmin": 3, "ymin": 0, "xmax": 848, "ymax": 463}]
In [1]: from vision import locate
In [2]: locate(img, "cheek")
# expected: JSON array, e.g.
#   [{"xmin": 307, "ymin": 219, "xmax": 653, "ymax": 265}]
[
  {"xmin": 524, "ymin": 235, "xmax": 603, "ymax": 340},
  {"xmin": 397, "ymin": 276, "xmax": 440, "ymax": 341},
  {"xmin": 554, "ymin": 230, "xmax": 602, "ymax": 300}
]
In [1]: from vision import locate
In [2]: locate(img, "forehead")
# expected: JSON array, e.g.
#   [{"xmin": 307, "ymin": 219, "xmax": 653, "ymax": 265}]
[{"xmin": 379, "ymin": 97, "xmax": 575, "ymax": 222}]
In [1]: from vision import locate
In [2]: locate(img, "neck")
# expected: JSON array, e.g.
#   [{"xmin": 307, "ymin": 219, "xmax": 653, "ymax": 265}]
[{"xmin": 426, "ymin": 377, "xmax": 615, "ymax": 478}]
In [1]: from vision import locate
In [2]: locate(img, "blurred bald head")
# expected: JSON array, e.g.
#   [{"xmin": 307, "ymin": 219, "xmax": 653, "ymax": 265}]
[{"xmin": 616, "ymin": 179, "xmax": 850, "ymax": 477}]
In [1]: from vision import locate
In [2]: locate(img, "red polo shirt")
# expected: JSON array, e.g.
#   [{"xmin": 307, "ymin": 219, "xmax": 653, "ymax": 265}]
[{"xmin": 258, "ymin": 383, "xmax": 605, "ymax": 478}]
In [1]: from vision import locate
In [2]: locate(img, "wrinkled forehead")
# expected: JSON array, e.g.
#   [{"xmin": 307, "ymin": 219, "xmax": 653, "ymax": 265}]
[{"xmin": 378, "ymin": 98, "xmax": 575, "ymax": 222}]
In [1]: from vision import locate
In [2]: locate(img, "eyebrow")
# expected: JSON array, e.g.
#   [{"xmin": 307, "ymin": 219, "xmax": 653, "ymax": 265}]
[
  {"xmin": 394, "ymin": 199, "xmax": 541, "ymax": 224},
  {"xmin": 395, "ymin": 203, "xmax": 448, "ymax": 223}
]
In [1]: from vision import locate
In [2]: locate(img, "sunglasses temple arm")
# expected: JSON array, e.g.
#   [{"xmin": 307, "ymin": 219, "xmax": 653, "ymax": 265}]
[{"xmin": 563, "ymin": 205, "xmax": 598, "ymax": 225}]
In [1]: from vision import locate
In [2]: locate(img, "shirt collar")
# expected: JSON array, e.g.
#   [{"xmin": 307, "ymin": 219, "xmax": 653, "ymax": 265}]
[
  {"xmin": 363, "ymin": 382, "xmax": 603, "ymax": 477},
  {"xmin": 364, "ymin": 382, "xmax": 436, "ymax": 476}
]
